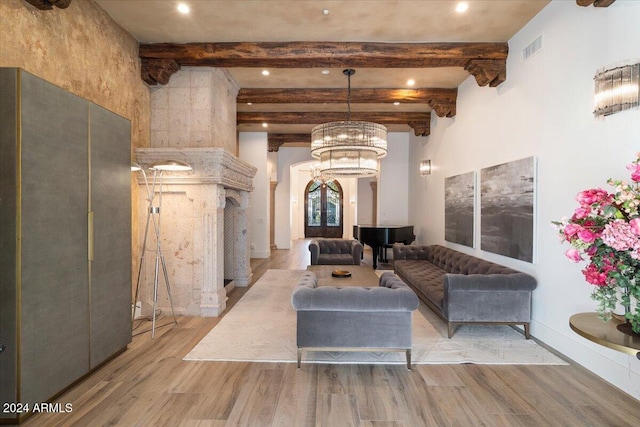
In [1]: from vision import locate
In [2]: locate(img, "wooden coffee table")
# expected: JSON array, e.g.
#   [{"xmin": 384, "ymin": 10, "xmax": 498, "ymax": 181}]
[{"xmin": 306, "ymin": 264, "xmax": 380, "ymax": 287}]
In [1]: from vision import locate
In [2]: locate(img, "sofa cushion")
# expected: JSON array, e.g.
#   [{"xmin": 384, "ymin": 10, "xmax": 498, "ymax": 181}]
[{"xmin": 394, "ymin": 259, "xmax": 447, "ymax": 311}]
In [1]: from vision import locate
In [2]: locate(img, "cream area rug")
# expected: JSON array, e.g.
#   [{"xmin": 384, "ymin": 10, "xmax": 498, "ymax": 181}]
[{"xmin": 184, "ymin": 269, "xmax": 567, "ymax": 365}]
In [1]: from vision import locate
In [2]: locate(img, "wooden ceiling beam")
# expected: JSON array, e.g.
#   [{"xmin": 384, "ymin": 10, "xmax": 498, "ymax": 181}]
[
  {"xmin": 139, "ymin": 42, "xmax": 507, "ymax": 88},
  {"xmin": 140, "ymin": 42, "xmax": 508, "ymax": 68},
  {"xmin": 268, "ymin": 133, "xmax": 310, "ymax": 152},
  {"xmin": 238, "ymin": 111, "xmax": 431, "ymax": 137},
  {"xmin": 238, "ymin": 88, "xmax": 457, "ymax": 118}
]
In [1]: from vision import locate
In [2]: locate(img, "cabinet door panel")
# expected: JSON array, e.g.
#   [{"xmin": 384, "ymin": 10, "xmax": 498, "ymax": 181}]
[
  {"xmin": 0, "ymin": 68, "xmax": 19, "ymax": 418},
  {"xmin": 19, "ymin": 71, "xmax": 90, "ymax": 405},
  {"xmin": 89, "ymin": 104, "xmax": 132, "ymax": 368}
]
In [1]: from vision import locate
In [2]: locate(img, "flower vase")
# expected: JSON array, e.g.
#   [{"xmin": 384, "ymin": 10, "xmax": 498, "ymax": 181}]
[{"xmin": 615, "ymin": 288, "xmax": 640, "ymax": 336}]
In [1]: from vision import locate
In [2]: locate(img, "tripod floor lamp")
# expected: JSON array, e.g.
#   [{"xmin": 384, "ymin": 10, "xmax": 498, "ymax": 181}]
[{"xmin": 132, "ymin": 159, "xmax": 192, "ymax": 338}]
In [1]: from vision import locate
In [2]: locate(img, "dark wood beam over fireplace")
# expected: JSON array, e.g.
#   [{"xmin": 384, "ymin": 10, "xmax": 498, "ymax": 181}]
[
  {"xmin": 576, "ymin": 0, "xmax": 616, "ymax": 6},
  {"xmin": 238, "ymin": 112, "xmax": 431, "ymax": 137},
  {"xmin": 268, "ymin": 133, "xmax": 310, "ymax": 152},
  {"xmin": 238, "ymin": 88, "xmax": 457, "ymax": 118},
  {"xmin": 139, "ymin": 42, "xmax": 508, "ymax": 88},
  {"xmin": 23, "ymin": 0, "xmax": 72, "ymax": 9}
]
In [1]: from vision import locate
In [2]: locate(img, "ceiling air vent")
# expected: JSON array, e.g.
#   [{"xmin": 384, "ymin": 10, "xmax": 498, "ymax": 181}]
[{"xmin": 522, "ymin": 35, "xmax": 543, "ymax": 61}]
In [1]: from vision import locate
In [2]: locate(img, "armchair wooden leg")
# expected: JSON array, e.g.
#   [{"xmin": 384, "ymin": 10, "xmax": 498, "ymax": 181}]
[
  {"xmin": 406, "ymin": 349, "xmax": 412, "ymax": 370},
  {"xmin": 447, "ymin": 322, "xmax": 455, "ymax": 338},
  {"xmin": 297, "ymin": 348, "xmax": 302, "ymax": 368},
  {"xmin": 524, "ymin": 323, "xmax": 531, "ymax": 339}
]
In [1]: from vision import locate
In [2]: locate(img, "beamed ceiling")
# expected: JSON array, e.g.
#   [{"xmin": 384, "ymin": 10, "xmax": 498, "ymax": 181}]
[{"xmin": 87, "ymin": 0, "xmax": 615, "ymax": 150}]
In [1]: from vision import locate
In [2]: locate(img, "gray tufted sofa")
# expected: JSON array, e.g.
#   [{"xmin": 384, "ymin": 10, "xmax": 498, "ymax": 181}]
[
  {"xmin": 291, "ymin": 271, "xmax": 419, "ymax": 369},
  {"xmin": 393, "ymin": 244, "xmax": 537, "ymax": 339},
  {"xmin": 308, "ymin": 238, "xmax": 363, "ymax": 265}
]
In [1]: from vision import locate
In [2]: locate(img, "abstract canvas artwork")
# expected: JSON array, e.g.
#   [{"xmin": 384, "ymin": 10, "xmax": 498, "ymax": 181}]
[
  {"xmin": 480, "ymin": 156, "xmax": 536, "ymax": 262},
  {"xmin": 445, "ymin": 171, "xmax": 476, "ymax": 247}
]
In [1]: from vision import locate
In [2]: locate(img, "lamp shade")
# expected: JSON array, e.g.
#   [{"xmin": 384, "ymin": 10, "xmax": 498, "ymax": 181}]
[{"xmin": 149, "ymin": 160, "xmax": 192, "ymax": 171}]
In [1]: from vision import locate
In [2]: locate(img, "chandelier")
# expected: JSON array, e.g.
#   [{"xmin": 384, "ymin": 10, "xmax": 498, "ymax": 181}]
[
  {"xmin": 310, "ymin": 163, "xmax": 332, "ymax": 183},
  {"xmin": 310, "ymin": 69, "xmax": 387, "ymax": 177}
]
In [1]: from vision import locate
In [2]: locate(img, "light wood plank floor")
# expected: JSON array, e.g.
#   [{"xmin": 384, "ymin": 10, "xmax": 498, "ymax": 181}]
[{"xmin": 22, "ymin": 240, "xmax": 640, "ymax": 426}]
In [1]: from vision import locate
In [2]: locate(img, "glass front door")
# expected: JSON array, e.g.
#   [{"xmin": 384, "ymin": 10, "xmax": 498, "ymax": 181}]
[{"xmin": 304, "ymin": 179, "xmax": 343, "ymax": 238}]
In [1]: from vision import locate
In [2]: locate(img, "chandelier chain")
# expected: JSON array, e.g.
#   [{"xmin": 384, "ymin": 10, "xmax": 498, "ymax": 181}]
[{"xmin": 347, "ymin": 69, "xmax": 352, "ymax": 121}]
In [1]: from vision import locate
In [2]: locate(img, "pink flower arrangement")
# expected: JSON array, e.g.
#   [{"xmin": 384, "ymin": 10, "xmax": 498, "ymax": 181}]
[{"xmin": 553, "ymin": 155, "xmax": 640, "ymax": 334}]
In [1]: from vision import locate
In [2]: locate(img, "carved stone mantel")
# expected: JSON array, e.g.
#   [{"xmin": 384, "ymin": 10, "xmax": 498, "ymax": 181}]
[
  {"xmin": 135, "ymin": 147, "xmax": 256, "ymax": 191},
  {"xmin": 134, "ymin": 147, "xmax": 256, "ymax": 317}
]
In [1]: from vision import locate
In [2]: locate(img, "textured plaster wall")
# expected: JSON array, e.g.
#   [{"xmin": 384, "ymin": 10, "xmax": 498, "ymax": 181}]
[
  {"xmin": 0, "ymin": 0, "xmax": 151, "ymax": 295},
  {"xmin": 0, "ymin": 0, "xmax": 150, "ymax": 149}
]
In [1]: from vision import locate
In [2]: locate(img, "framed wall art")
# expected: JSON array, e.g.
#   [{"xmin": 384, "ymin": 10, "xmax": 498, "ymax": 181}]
[
  {"xmin": 480, "ymin": 156, "xmax": 536, "ymax": 262},
  {"xmin": 444, "ymin": 171, "xmax": 476, "ymax": 248}
]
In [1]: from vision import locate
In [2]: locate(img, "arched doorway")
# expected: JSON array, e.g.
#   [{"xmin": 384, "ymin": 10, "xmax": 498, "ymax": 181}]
[{"xmin": 304, "ymin": 179, "xmax": 343, "ymax": 238}]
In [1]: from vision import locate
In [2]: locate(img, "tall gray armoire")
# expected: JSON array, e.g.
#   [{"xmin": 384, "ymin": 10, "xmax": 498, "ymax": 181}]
[{"xmin": 0, "ymin": 68, "xmax": 132, "ymax": 424}]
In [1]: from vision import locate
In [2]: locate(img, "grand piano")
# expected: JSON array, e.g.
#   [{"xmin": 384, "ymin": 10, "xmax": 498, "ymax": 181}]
[{"xmin": 353, "ymin": 225, "xmax": 415, "ymax": 269}]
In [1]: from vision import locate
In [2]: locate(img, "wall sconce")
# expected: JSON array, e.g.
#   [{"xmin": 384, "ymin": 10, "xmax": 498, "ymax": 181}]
[
  {"xmin": 594, "ymin": 61, "xmax": 639, "ymax": 118},
  {"xmin": 420, "ymin": 159, "xmax": 432, "ymax": 176}
]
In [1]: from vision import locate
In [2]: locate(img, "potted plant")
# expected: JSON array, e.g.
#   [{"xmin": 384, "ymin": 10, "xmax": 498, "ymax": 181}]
[{"xmin": 553, "ymin": 154, "xmax": 640, "ymax": 335}]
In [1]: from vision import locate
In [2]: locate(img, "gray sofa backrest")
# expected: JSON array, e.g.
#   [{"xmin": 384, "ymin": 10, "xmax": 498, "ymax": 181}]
[
  {"xmin": 319, "ymin": 239, "xmax": 356, "ymax": 254},
  {"xmin": 427, "ymin": 245, "xmax": 521, "ymax": 275},
  {"xmin": 291, "ymin": 272, "xmax": 418, "ymax": 312}
]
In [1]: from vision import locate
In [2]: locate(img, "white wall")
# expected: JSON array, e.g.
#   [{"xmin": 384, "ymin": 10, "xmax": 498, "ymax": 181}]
[
  {"xmin": 357, "ymin": 177, "xmax": 376, "ymax": 224},
  {"xmin": 274, "ymin": 147, "xmax": 315, "ymax": 249},
  {"xmin": 409, "ymin": 0, "xmax": 640, "ymax": 399},
  {"xmin": 238, "ymin": 132, "xmax": 270, "ymax": 258},
  {"xmin": 378, "ymin": 132, "xmax": 410, "ymax": 226}
]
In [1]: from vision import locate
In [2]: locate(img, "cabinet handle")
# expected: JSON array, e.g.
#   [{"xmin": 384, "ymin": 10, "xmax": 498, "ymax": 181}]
[
  {"xmin": 88, "ymin": 211, "xmax": 94, "ymax": 261},
  {"xmin": 0, "ymin": 344, "xmax": 5, "ymax": 353}
]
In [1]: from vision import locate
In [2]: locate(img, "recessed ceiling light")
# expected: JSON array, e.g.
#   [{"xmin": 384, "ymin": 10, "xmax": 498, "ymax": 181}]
[
  {"xmin": 247, "ymin": 102, "xmax": 252, "ymax": 105},
  {"xmin": 177, "ymin": 3, "xmax": 190, "ymax": 14},
  {"xmin": 322, "ymin": 8, "xmax": 329, "ymax": 16},
  {"xmin": 406, "ymin": 79, "xmax": 415, "ymax": 87},
  {"xmin": 456, "ymin": 2, "xmax": 469, "ymax": 13},
  {"xmin": 262, "ymin": 123, "xmax": 268, "ymax": 128},
  {"xmin": 393, "ymin": 102, "xmax": 400, "ymax": 106},
  {"xmin": 261, "ymin": 70, "xmax": 270, "ymax": 76},
  {"xmin": 321, "ymin": 69, "xmax": 330, "ymax": 75}
]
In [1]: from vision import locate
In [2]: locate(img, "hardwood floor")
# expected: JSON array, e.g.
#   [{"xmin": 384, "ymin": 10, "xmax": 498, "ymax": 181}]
[{"xmin": 21, "ymin": 240, "xmax": 640, "ymax": 426}]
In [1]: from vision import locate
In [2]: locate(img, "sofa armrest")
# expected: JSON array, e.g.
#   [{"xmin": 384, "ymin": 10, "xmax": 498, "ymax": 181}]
[
  {"xmin": 308, "ymin": 240, "xmax": 320, "ymax": 264},
  {"xmin": 443, "ymin": 273, "xmax": 537, "ymax": 292},
  {"xmin": 393, "ymin": 244, "xmax": 430, "ymax": 261},
  {"xmin": 442, "ymin": 273, "xmax": 537, "ymax": 322},
  {"xmin": 351, "ymin": 240, "xmax": 363, "ymax": 264}
]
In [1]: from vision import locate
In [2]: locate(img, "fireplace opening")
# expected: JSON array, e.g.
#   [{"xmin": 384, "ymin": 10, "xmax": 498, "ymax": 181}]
[{"xmin": 224, "ymin": 196, "xmax": 239, "ymax": 287}]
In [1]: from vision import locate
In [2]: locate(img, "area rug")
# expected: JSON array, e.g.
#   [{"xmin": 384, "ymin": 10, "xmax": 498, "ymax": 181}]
[{"xmin": 184, "ymin": 269, "xmax": 567, "ymax": 365}]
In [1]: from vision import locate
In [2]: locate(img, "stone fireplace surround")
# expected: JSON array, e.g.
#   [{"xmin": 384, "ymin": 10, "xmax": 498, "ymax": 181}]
[{"xmin": 135, "ymin": 147, "xmax": 257, "ymax": 317}]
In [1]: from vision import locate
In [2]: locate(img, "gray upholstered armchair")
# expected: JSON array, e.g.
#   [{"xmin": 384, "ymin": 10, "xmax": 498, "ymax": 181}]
[
  {"xmin": 291, "ymin": 271, "xmax": 419, "ymax": 369},
  {"xmin": 308, "ymin": 238, "xmax": 363, "ymax": 265}
]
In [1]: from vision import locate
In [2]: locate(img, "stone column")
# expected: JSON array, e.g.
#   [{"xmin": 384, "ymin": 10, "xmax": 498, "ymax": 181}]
[
  {"xmin": 200, "ymin": 185, "xmax": 227, "ymax": 316},
  {"xmin": 233, "ymin": 191, "xmax": 252, "ymax": 286}
]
